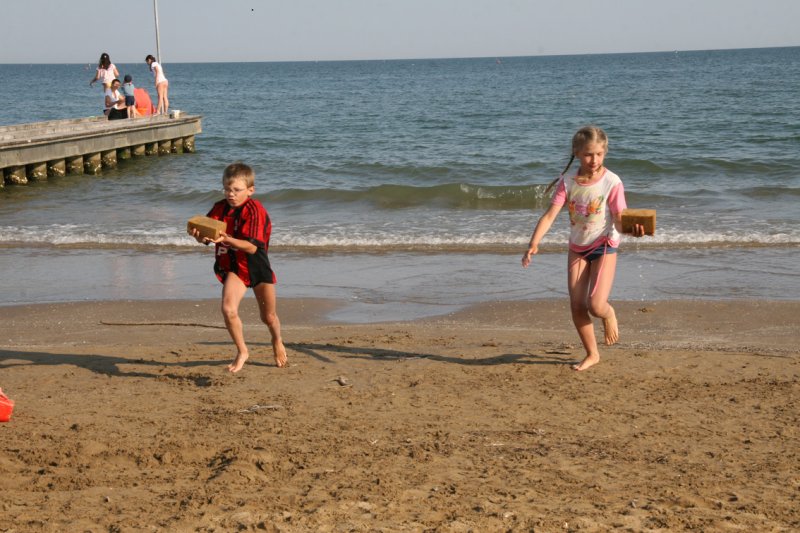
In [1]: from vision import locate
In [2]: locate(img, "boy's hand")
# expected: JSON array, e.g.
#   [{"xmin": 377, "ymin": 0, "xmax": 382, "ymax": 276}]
[
  {"xmin": 188, "ymin": 227, "xmax": 211, "ymax": 244},
  {"xmin": 209, "ymin": 232, "xmax": 230, "ymax": 245}
]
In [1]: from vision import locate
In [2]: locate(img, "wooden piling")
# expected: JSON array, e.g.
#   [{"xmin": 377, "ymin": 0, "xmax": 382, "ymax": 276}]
[
  {"xmin": 48, "ymin": 159, "xmax": 66, "ymax": 177},
  {"xmin": 132, "ymin": 145, "xmax": 146, "ymax": 157},
  {"xmin": 4, "ymin": 165, "xmax": 27, "ymax": 184},
  {"xmin": 84, "ymin": 153, "xmax": 102, "ymax": 175},
  {"xmin": 117, "ymin": 147, "xmax": 131, "ymax": 160},
  {"xmin": 101, "ymin": 150, "xmax": 118, "ymax": 169},
  {"xmin": 145, "ymin": 142, "xmax": 158, "ymax": 156},
  {"xmin": 183, "ymin": 135, "xmax": 195, "ymax": 153},
  {"xmin": 158, "ymin": 140, "xmax": 172, "ymax": 155},
  {"xmin": 171, "ymin": 137, "xmax": 184, "ymax": 154},
  {"xmin": 66, "ymin": 155, "xmax": 84, "ymax": 174},
  {"xmin": 27, "ymin": 162, "xmax": 48, "ymax": 180}
]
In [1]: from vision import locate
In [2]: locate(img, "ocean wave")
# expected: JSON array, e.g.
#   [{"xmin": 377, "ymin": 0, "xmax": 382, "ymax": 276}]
[
  {"xmin": 2, "ymin": 225, "xmax": 798, "ymax": 253},
  {"xmin": 315, "ymin": 160, "xmax": 544, "ymax": 182},
  {"xmin": 269, "ymin": 182, "xmax": 551, "ymax": 209},
  {"xmin": 736, "ymin": 185, "xmax": 800, "ymax": 199},
  {"xmin": 612, "ymin": 156, "xmax": 796, "ymax": 179}
]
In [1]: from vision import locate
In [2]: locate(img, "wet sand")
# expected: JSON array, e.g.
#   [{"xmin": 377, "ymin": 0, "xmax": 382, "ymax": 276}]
[{"xmin": 1, "ymin": 298, "xmax": 798, "ymax": 531}]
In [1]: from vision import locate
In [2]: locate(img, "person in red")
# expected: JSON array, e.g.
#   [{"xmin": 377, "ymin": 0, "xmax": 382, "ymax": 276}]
[{"xmin": 190, "ymin": 162, "xmax": 287, "ymax": 372}]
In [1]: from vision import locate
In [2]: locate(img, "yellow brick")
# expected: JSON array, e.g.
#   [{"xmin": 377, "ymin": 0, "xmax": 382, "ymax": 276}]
[
  {"xmin": 621, "ymin": 209, "xmax": 656, "ymax": 235},
  {"xmin": 187, "ymin": 216, "xmax": 227, "ymax": 240}
]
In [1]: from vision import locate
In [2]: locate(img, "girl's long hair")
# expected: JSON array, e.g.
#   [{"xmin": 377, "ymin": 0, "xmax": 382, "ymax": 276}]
[
  {"xmin": 544, "ymin": 155, "xmax": 575, "ymax": 195},
  {"xmin": 543, "ymin": 126, "xmax": 608, "ymax": 196}
]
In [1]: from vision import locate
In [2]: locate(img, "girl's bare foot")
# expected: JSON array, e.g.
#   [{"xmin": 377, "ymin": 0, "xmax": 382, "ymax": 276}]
[
  {"xmin": 572, "ymin": 352, "xmax": 600, "ymax": 371},
  {"xmin": 273, "ymin": 341, "xmax": 288, "ymax": 368},
  {"xmin": 603, "ymin": 307, "xmax": 619, "ymax": 345},
  {"xmin": 227, "ymin": 352, "xmax": 249, "ymax": 373}
]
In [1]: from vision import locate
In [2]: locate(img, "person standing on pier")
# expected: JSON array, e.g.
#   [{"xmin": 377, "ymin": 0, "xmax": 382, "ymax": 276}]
[
  {"xmin": 89, "ymin": 52, "xmax": 119, "ymax": 90},
  {"xmin": 121, "ymin": 75, "xmax": 138, "ymax": 118},
  {"xmin": 145, "ymin": 55, "xmax": 169, "ymax": 115}
]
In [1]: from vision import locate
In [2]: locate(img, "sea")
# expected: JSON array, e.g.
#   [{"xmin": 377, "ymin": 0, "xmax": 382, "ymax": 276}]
[{"xmin": 1, "ymin": 47, "xmax": 798, "ymax": 322}]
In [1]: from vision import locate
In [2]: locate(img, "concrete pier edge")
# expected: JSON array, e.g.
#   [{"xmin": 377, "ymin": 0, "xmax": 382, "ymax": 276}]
[{"xmin": 0, "ymin": 114, "xmax": 202, "ymax": 186}]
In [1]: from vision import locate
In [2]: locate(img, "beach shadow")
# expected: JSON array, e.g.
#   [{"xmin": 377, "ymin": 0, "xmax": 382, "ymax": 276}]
[
  {"xmin": 198, "ymin": 340, "xmax": 337, "ymax": 364},
  {"xmin": 284, "ymin": 342, "xmax": 575, "ymax": 366},
  {"xmin": 0, "ymin": 348, "xmax": 271, "ymax": 385}
]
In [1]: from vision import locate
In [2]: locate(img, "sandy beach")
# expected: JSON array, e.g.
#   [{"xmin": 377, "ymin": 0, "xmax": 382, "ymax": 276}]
[{"xmin": 1, "ymin": 298, "xmax": 798, "ymax": 532}]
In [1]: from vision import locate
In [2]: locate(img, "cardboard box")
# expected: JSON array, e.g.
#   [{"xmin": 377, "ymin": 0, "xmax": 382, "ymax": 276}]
[
  {"xmin": 187, "ymin": 216, "xmax": 227, "ymax": 240},
  {"xmin": 621, "ymin": 208, "xmax": 656, "ymax": 235}
]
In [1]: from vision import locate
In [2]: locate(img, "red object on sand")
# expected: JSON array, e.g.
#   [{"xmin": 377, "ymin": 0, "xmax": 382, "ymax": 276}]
[
  {"xmin": 0, "ymin": 388, "xmax": 13, "ymax": 422},
  {"xmin": 134, "ymin": 88, "xmax": 156, "ymax": 117}
]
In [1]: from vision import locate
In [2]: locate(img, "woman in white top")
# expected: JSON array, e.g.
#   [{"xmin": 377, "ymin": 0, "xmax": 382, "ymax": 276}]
[
  {"xmin": 104, "ymin": 78, "xmax": 127, "ymax": 120},
  {"xmin": 89, "ymin": 52, "xmax": 119, "ymax": 90},
  {"xmin": 145, "ymin": 54, "xmax": 169, "ymax": 115}
]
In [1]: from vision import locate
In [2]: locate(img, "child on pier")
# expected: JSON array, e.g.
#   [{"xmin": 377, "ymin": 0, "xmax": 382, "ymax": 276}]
[
  {"xmin": 89, "ymin": 52, "xmax": 119, "ymax": 90},
  {"xmin": 121, "ymin": 75, "xmax": 138, "ymax": 118}
]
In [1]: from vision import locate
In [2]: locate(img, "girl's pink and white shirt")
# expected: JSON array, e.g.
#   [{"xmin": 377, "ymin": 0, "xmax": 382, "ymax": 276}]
[{"xmin": 551, "ymin": 169, "xmax": 627, "ymax": 253}]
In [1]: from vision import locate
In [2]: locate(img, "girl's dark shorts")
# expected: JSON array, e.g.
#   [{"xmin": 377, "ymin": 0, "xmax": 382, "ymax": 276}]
[{"xmin": 584, "ymin": 246, "xmax": 617, "ymax": 263}]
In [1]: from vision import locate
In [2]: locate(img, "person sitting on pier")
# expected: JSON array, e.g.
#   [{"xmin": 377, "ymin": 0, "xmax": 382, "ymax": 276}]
[
  {"xmin": 104, "ymin": 79, "xmax": 128, "ymax": 120},
  {"xmin": 89, "ymin": 52, "xmax": 119, "ymax": 90},
  {"xmin": 121, "ymin": 75, "xmax": 139, "ymax": 118}
]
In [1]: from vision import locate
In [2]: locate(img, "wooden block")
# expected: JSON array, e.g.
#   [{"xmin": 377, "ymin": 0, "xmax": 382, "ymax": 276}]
[
  {"xmin": 187, "ymin": 216, "xmax": 227, "ymax": 240},
  {"xmin": 621, "ymin": 208, "xmax": 656, "ymax": 235}
]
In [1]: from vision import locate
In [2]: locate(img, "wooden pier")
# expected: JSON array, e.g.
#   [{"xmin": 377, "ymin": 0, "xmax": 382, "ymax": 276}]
[{"xmin": 0, "ymin": 114, "xmax": 202, "ymax": 187}]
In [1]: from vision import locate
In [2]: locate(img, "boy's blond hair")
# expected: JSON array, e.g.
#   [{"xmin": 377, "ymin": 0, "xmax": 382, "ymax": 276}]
[{"xmin": 222, "ymin": 162, "xmax": 255, "ymax": 188}]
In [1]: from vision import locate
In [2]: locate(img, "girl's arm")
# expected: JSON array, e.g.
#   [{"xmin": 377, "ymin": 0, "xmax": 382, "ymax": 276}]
[
  {"xmin": 607, "ymin": 181, "xmax": 644, "ymax": 237},
  {"xmin": 613, "ymin": 211, "xmax": 623, "ymax": 234},
  {"xmin": 522, "ymin": 203, "xmax": 562, "ymax": 267}
]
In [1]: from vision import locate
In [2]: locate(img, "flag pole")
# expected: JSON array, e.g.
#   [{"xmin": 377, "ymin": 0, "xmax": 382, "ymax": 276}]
[{"xmin": 153, "ymin": 0, "xmax": 162, "ymax": 63}]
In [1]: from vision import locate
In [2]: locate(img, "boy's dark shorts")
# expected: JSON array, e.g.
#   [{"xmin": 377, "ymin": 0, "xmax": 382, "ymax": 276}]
[{"xmin": 125, "ymin": 95, "xmax": 136, "ymax": 106}]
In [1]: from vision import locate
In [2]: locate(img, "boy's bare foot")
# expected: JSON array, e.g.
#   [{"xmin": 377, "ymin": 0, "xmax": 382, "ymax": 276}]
[
  {"xmin": 572, "ymin": 353, "xmax": 600, "ymax": 371},
  {"xmin": 227, "ymin": 352, "xmax": 249, "ymax": 373},
  {"xmin": 603, "ymin": 307, "xmax": 619, "ymax": 345},
  {"xmin": 273, "ymin": 341, "xmax": 288, "ymax": 368}
]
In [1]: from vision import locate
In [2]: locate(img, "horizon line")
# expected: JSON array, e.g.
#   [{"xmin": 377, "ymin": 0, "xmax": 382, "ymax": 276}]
[{"xmin": 1, "ymin": 44, "xmax": 797, "ymax": 65}]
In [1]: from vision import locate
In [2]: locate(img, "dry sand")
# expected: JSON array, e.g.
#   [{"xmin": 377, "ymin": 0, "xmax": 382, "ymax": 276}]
[{"xmin": 1, "ymin": 298, "xmax": 798, "ymax": 532}]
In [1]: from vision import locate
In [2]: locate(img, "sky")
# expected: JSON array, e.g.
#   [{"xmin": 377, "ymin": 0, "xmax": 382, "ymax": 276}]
[{"xmin": 1, "ymin": 0, "xmax": 798, "ymax": 64}]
